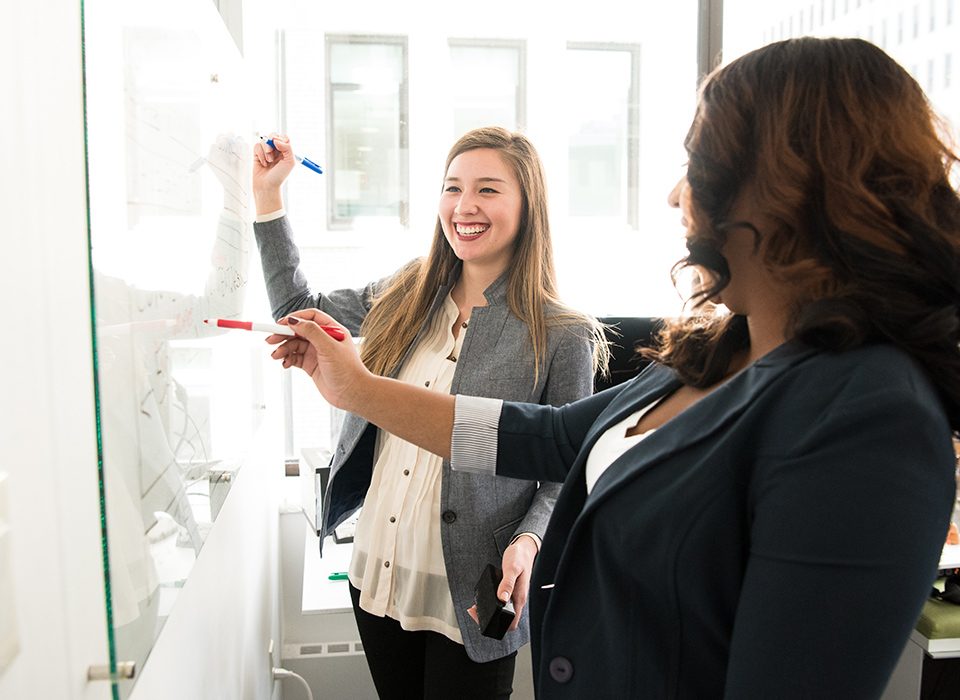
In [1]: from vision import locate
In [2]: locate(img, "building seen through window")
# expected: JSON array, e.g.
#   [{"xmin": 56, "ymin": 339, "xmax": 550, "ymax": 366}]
[{"xmin": 724, "ymin": 0, "xmax": 959, "ymax": 131}]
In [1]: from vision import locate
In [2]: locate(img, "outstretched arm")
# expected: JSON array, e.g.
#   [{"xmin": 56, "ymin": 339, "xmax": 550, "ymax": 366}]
[
  {"xmin": 268, "ymin": 307, "xmax": 456, "ymax": 458},
  {"xmin": 269, "ymin": 308, "xmax": 622, "ymax": 471}
]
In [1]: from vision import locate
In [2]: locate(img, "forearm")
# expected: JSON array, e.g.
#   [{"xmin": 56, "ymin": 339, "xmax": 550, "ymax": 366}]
[
  {"xmin": 516, "ymin": 481, "xmax": 560, "ymax": 542},
  {"xmin": 347, "ymin": 374, "xmax": 455, "ymax": 459}
]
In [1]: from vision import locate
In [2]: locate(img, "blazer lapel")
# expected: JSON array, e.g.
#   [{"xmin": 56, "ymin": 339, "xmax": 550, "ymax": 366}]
[
  {"xmin": 538, "ymin": 364, "xmax": 680, "ymax": 527},
  {"xmin": 581, "ymin": 341, "xmax": 818, "ymax": 513}
]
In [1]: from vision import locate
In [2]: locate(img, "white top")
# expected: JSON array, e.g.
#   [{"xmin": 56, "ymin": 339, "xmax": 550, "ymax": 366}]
[
  {"xmin": 348, "ymin": 295, "xmax": 466, "ymax": 642},
  {"xmin": 584, "ymin": 401, "xmax": 660, "ymax": 494}
]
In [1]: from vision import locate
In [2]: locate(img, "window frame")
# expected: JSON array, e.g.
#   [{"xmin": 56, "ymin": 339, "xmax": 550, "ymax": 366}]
[
  {"xmin": 446, "ymin": 37, "xmax": 527, "ymax": 133},
  {"xmin": 324, "ymin": 33, "xmax": 410, "ymax": 231},
  {"xmin": 566, "ymin": 41, "xmax": 642, "ymax": 229}
]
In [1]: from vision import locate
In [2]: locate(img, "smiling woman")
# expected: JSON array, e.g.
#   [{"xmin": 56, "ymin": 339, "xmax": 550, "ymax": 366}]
[
  {"xmin": 251, "ymin": 126, "xmax": 608, "ymax": 698},
  {"xmin": 439, "ymin": 148, "xmax": 522, "ymax": 274}
]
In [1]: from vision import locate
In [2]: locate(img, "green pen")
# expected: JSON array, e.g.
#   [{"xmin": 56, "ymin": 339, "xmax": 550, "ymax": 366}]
[{"xmin": 328, "ymin": 571, "xmax": 348, "ymax": 581}]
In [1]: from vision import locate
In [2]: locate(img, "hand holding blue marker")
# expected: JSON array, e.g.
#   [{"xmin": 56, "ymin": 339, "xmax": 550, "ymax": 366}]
[{"xmin": 260, "ymin": 135, "xmax": 323, "ymax": 174}]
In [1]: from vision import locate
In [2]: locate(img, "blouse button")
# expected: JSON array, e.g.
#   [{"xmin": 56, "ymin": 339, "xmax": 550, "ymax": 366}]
[
  {"xmin": 403, "ymin": 469, "xmax": 410, "ymax": 476},
  {"xmin": 446, "ymin": 354, "xmax": 457, "ymax": 362},
  {"xmin": 425, "ymin": 380, "xmax": 430, "ymax": 387},
  {"xmin": 389, "ymin": 516, "xmax": 396, "ymax": 523},
  {"xmin": 384, "ymin": 561, "xmax": 391, "ymax": 568}
]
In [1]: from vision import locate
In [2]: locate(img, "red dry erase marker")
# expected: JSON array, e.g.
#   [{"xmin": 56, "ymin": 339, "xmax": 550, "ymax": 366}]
[{"xmin": 203, "ymin": 318, "xmax": 345, "ymax": 341}]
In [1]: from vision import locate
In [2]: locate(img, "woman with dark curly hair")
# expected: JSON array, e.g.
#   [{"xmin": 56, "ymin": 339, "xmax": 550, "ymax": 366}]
[{"xmin": 267, "ymin": 37, "xmax": 960, "ymax": 697}]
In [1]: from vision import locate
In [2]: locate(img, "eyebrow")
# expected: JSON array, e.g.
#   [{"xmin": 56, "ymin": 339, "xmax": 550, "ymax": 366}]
[{"xmin": 444, "ymin": 176, "xmax": 508, "ymax": 183}]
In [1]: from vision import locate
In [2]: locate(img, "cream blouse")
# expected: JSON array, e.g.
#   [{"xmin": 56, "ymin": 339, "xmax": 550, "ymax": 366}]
[{"xmin": 348, "ymin": 294, "xmax": 467, "ymax": 642}]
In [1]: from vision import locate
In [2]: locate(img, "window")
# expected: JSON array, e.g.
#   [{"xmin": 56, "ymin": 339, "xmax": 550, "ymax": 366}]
[
  {"xmin": 274, "ymin": 4, "xmax": 699, "ymax": 457},
  {"xmin": 326, "ymin": 35, "xmax": 409, "ymax": 229},
  {"xmin": 448, "ymin": 39, "xmax": 525, "ymax": 136},
  {"xmin": 565, "ymin": 44, "xmax": 641, "ymax": 228}
]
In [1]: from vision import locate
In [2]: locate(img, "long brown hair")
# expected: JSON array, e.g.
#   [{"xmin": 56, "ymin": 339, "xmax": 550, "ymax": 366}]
[
  {"xmin": 648, "ymin": 37, "xmax": 960, "ymax": 425},
  {"xmin": 359, "ymin": 126, "xmax": 608, "ymax": 381}
]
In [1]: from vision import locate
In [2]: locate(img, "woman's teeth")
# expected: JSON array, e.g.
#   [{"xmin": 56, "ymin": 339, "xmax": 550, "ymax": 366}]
[{"xmin": 456, "ymin": 224, "xmax": 489, "ymax": 236}]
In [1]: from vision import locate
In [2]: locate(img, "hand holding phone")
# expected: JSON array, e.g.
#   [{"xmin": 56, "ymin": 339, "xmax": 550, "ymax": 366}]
[{"xmin": 474, "ymin": 563, "xmax": 515, "ymax": 639}]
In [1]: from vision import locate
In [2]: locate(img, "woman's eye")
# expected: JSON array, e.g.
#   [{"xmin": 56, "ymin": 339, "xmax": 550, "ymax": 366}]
[
  {"xmin": 444, "ymin": 185, "xmax": 461, "ymax": 193},
  {"xmin": 479, "ymin": 187, "xmax": 498, "ymax": 194}
]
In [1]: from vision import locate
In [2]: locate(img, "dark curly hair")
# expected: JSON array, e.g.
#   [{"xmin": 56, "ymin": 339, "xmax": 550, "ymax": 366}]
[{"xmin": 645, "ymin": 37, "xmax": 960, "ymax": 428}]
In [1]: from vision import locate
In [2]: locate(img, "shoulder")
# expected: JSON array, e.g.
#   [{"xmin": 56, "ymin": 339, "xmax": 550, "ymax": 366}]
[
  {"xmin": 800, "ymin": 343, "xmax": 932, "ymax": 391},
  {"xmin": 772, "ymin": 342, "xmax": 946, "ymax": 424},
  {"xmin": 543, "ymin": 303, "xmax": 596, "ymax": 340}
]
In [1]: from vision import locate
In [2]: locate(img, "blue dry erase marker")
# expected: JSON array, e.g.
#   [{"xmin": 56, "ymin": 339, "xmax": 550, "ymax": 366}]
[{"xmin": 261, "ymin": 135, "xmax": 324, "ymax": 174}]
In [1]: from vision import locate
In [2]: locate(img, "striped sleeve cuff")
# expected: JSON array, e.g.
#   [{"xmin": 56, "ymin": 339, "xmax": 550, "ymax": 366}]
[
  {"xmin": 451, "ymin": 395, "xmax": 503, "ymax": 475},
  {"xmin": 255, "ymin": 208, "xmax": 286, "ymax": 223}
]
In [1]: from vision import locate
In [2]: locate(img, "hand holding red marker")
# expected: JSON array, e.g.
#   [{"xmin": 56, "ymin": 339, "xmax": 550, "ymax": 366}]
[
  {"xmin": 259, "ymin": 308, "xmax": 371, "ymax": 412},
  {"xmin": 204, "ymin": 317, "xmax": 345, "ymax": 341}
]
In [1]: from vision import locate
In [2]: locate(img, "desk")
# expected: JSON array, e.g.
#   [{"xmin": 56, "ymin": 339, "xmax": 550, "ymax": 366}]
[
  {"xmin": 918, "ymin": 544, "xmax": 960, "ymax": 659},
  {"xmin": 939, "ymin": 544, "xmax": 960, "ymax": 572},
  {"xmin": 302, "ymin": 534, "xmax": 353, "ymax": 614},
  {"xmin": 881, "ymin": 545, "xmax": 960, "ymax": 699}
]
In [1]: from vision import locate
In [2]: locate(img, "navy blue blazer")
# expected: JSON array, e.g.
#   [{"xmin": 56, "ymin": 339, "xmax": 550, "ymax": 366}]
[{"xmin": 486, "ymin": 341, "xmax": 955, "ymax": 698}]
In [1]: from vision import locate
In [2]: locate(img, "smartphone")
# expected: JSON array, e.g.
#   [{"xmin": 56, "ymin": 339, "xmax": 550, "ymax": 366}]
[{"xmin": 474, "ymin": 563, "xmax": 515, "ymax": 639}]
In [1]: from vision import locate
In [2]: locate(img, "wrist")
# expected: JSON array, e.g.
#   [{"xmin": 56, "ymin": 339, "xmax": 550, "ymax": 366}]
[
  {"xmin": 341, "ymin": 365, "xmax": 379, "ymax": 416},
  {"xmin": 510, "ymin": 532, "xmax": 541, "ymax": 554},
  {"xmin": 253, "ymin": 189, "xmax": 283, "ymax": 215}
]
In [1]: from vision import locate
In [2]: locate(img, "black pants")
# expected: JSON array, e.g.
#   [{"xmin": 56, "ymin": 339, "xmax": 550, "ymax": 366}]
[{"xmin": 350, "ymin": 584, "xmax": 516, "ymax": 699}]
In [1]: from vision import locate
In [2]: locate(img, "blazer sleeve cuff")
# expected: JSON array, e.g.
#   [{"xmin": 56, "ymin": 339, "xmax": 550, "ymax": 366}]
[{"xmin": 451, "ymin": 395, "xmax": 502, "ymax": 476}]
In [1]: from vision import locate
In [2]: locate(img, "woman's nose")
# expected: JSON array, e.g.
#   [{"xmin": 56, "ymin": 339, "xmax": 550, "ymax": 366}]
[
  {"xmin": 668, "ymin": 177, "xmax": 686, "ymax": 208},
  {"xmin": 455, "ymin": 193, "xmax": 477, "ymax": 215}
]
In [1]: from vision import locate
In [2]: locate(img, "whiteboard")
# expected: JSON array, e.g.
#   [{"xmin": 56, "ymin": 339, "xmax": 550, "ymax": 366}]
[{"xmin": 83, "ymin": 0, "xmax": 261, "ymax": 690}]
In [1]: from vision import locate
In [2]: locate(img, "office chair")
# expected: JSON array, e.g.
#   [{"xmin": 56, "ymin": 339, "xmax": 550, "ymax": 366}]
[{"xmin": 594, "ymin": 317, "xmax": 664, "ymax": 393}]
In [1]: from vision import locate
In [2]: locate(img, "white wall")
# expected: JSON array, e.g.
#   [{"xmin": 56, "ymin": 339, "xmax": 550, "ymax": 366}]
[
  {"xmin": 0, "ymin": 0, "xmax": 111, "ymax": 698},
  {"xmin": 0, "ymin": 1, "xmax": 284, "ymax": 699}
]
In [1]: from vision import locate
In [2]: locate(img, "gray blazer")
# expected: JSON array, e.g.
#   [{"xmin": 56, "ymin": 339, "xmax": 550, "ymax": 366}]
[{"xmin": 254, "ymin": 216, "xmax": 595, "ymax": 661}]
